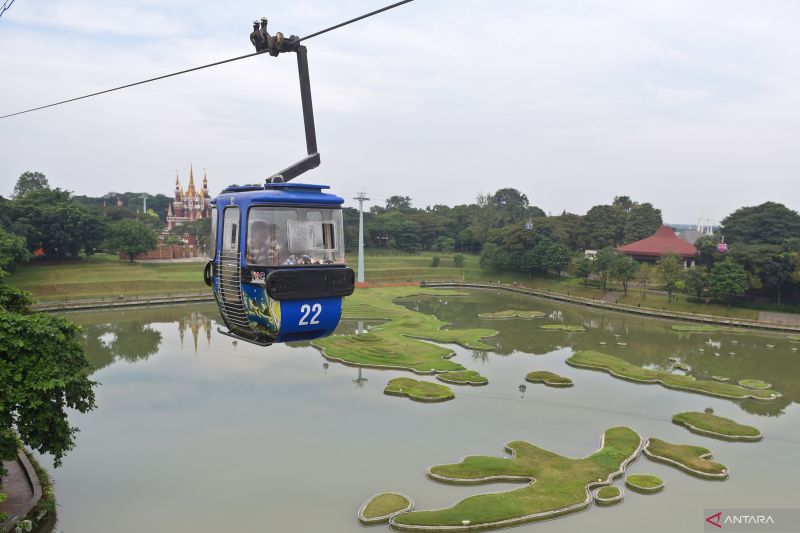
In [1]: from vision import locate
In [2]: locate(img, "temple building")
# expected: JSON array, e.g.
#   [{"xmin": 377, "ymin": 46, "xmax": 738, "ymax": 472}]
[
  {"xmin": 617, "ymin": 225, "xmax": 698, "ymax": 267},
  {"xmin": 167, "ymin": 165, "xmax": 212, "ymax": 231}
]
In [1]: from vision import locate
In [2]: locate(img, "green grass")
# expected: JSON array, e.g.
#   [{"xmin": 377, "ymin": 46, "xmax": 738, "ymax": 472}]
[
  {"xmin": 738, "ymin": 379, "xmax": 772, "ymax": 390},
  {"xmin": 539, "ymin": 324, "xmax": 586, "ymax": 332},
  {"xmin": 672, "ymin": 412, "xmax": 762, "ymax": 441},
  {"xmin": 391, "ymin": 427, "xmax": 641, "ymax": 530},
  {"xmin": 436, "ymin": 370, "xmax": 488, "ymax": 386},
  {"xmin": 360, "ymin": 493, "xmax": 413, "ymax": 522},
  {"xmin": 566, "ymin": 351, "xmax": 781, "ymax": 401},
  {"xmin": 312, "ymin": 287, "xmax": 498, "ymax": 373},
  {"xmin": 477, "ymin": 309, "xmax": 545, "ymax": 319},
  {"xmin": 789, "ymin": 336, "xmax": 800, "ymax": 342},
  {"xmin": 644, "ymin": 438, "xmax": 728, "ymax": 478},
  {"xmin": 594, "ymin": 486, "xmax": 623, "ymax": 504},
  {"xmin": 525, "ymin": 371, "xmax": 573, "ymax": 387},
  {"xmin": 10, "ymin": 254, "xmax": 206, "ymax": 301},
  {"xmin": 625, "ymin": 474, "xmax": 664, "ymax": 493},
  {"xmin": 384, "ymin": 377, "xmax": 454, "ymax": 402}
]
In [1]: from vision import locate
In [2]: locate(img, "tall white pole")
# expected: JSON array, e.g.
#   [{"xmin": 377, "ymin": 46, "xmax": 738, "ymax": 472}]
[{"xmin": 354, "ymin": 192, "xmax": 370, "ymax": 283}]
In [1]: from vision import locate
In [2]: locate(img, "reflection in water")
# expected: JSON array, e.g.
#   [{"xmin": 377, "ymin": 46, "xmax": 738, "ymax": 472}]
[
  {"xmin": 402, "ymin": 292, "xmax": 800, "ymax": 417},
  {"xmin": 178, "ymin": 312, "xmax": 212, "ymax": 352}
]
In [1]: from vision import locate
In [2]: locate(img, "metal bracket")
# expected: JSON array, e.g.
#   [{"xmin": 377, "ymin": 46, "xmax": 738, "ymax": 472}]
[
  {"xmin": 261, "ymin": 43, "xmax": 320, "ymax": 184},
  {"xmin": 217, "ymin": 327, "xmax": 273, "ymax": 347}
]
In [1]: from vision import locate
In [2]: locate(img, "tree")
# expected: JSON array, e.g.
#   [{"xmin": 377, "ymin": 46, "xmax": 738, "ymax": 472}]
[
  {"xmin": 721, "ymin": 202, "xmax": 800, "ymax": 245},
  {"xmin": 109, "ymin": 219, "xmax": 158, "ymax": 262},
  {"xmin": 79, "ymin": 213, "xmax": 109, "ymax": 258},
  {"xmin": 0, "ymin": 227, "xmax": 28, "ymax": 271},
  {"xmin": 624, "ymin": 203, "xmax": 662, "ymax": 243},
  {"xmin": 543, "ymin": 241, "xmax": 572, "ymax": 278},
  {"xmin": 574, "ymin": 257, "xmax": 593, "ymax": 287},
  {"xmin": 709, "ymin": 257, "xmax": 749, "ymax": 306},
  {"xmin": 13, "ymin": 171, "xmax": 50, "ymax": 198},
  {"xmin": 656, "ymin": 253, "xmax": 685, "ymax": 301},
  {"xmin": 0, "ymin": 273, "xmax": 97, "ymax": 468},
  {"xmin": 593, "ymin": 248, "xmax": 617, "ymax": 292},
  {"xmin": 493, "ymin": 188, "xmax": 529, "ymax": 226},
  {"xmin": 685, "ymin": 267, "xmax": 709, "ymax": 299},
  {"xmin": 611, "ymin": 254, "xmax": 639, "ymax": 294},
  {"xmin": 479, "ymin": 242, "xmax": 510, "ymax": 272},
  {"xmin": 583, "ymin": 205, "xmax": 625, "ymax": 249},
  {"xmin": 761, "ymin": 253, "xmax": 796, "ymax": 304},
  {"xmin": 636, "ymin": 263, "xmax": 655, "ymax": 298},
  {"xmin": 385, "ymin": 195, "xmax": 412, "ymax": 211},
  {"xmin": 453, "ymin": 254, "xmax": 465, "ymax": 267},
  {"xmin": 694, "ymin": 234, "xmax": 723, "ymax": 267}
]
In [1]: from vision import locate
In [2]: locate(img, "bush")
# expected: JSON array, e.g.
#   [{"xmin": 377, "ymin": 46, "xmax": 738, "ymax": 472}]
[
  {"xmin": 453, "ymin": 254, "xmax": 465, "ymax": 267},
  {"xmin": 432, "ymin": 255, "xmax": 441, "ymax": 268}
]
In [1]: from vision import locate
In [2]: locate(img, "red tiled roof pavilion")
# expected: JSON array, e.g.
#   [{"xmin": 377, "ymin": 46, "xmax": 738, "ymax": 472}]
[{"xmin": 617, "ymin": 225, "xmax": 697, "ymax": 259}]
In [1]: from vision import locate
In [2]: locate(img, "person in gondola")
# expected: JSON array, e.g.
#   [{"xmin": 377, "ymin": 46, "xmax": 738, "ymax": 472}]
[{"xmin": 247, "ymin": 221, "xmax": 280, "ymax": 264}]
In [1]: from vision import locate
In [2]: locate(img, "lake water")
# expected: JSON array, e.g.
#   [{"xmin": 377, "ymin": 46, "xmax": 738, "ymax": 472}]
[{"xmin": 45, "ymin": 289, "xmax": 800, "ymax": 532}]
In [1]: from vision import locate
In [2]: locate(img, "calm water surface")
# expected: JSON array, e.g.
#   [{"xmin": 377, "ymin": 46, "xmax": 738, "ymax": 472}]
[{"xmin": 46, "ymin": 290, "xmax": 800, "ymax": 532}]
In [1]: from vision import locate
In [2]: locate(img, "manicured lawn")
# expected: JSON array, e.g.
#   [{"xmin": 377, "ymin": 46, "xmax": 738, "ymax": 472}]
[
  {"xmin": 391, "ymin": 427, "xmax": 641, "ymax": 530},
  {"xmin": 384, "ymin": 377, "xmax": 454, "ymax": 402},
  {"xmin": 359, "ymin": 493, "xmax": 412, "ymax": 522},
  {"xmin": 312, "ymin": 287, "xmax": 498, "ymax": 373},
  {"xmin": 625, "ymin": 474, "xmax": 664, "ymax": 493},
  {"xmin": 436, "ymin": 370, "xmax": 488, "ymax": 386},
  {"xmin": 738, "ymin": 379, "xmax": 772, "ymax": 390},
  {"xmin": 644, "ymin": 438, "xmax": 728, "ymax": 479},
  {"xmin": 672, "ymin": 412, "xmax": 762, "ymax": 441},
  {"xmin": 10, "ymin": 254, "xmax": 206, "ymax": 301},
  {"xmin": 525, "ymin": 371, "xmax": 573, "ymax": 387},
  {"xmin": 477, "ymin": 309, "xmax": 545, "ymax": 319},
  {"xmin": 566, "ymin": 351, "xmax": 781, "ymax": 401},
  {"xmin": 540, "ymin": 324, "xmax": 586, "ymax": 332}
]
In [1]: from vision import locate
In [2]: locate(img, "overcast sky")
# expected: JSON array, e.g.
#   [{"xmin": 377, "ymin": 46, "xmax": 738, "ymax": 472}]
[{"xmin": 1, "ymin": 0, "xmax": 798, "ymax": 223}]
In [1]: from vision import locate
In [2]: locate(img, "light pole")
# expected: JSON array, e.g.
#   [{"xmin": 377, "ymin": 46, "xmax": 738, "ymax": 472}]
[{"xmin": 354, "ymin": 192, "xmax": 370, "ymax": 284}]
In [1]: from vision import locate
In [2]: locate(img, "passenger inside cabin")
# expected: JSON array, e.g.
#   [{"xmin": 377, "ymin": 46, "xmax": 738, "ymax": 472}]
[{"xmin": 247, "ymin": 221, "xmax": 280, "ymax": 265}]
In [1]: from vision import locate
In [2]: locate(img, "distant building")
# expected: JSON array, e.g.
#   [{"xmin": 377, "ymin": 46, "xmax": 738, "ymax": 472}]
[
  {"xmin": 617, "ymin": 225, "xmax": 697, "ymax": 267},
  {"xmin": 166, "ymin": 165, "xmax": 211, "ymax": 231}
]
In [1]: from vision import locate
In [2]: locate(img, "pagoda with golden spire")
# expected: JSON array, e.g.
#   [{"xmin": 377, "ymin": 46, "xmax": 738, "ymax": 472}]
[{"xmin": 166, "ymin": 164, "xmax": 212, "ymax": 231}]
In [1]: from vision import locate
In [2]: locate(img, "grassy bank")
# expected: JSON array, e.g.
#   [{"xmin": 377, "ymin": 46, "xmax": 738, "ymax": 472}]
[
  {"xmin": 9, "ymin": 250, "xmax": 795, "ymax": 324},
  {"xmin": 10, "ymin": 254, "xmax": 206, "ymax": 301}
]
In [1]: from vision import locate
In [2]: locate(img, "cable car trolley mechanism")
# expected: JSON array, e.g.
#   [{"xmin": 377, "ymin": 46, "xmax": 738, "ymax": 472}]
[{"xmin": 204, "ymin": 19, "xmax": 355, "ymax": 347}]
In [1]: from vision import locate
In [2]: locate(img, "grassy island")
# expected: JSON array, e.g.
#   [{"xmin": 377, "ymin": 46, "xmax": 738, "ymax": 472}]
[
  {"xmin": 313, "ymin": 288, "xmax": 498, "ymax": 373},
  {"xmin": 436, "ymin": 370, "xmax": 488, "ymax": 386},
  {"xmin": 594, "ymin": 486, "xmax": 623, "ymax": 506},
  {"xmin": 643, "ymin": 438, "xmax": 728, "ymax": 479},
  {"xmin": 358, "ymin": 493, "xmax": 414, "ymax": 524},
  {"xmin": 788, "ymin": 335, "xmax": 800, "ymax": 342},
  {"xmin": 540, "ymin": 324, "xmax": 586, "ymax": 332},
  {"xmin": 737, "ymin": 379, "xmax": 772, "ymax": 390},
  {"xmin": 478, "ymin": 310, "xmax": 545, "ymax": 319},
  {"xmin": 525, "ymin": 371, "xmax": 573, "ymax": 387},
  {"xmin": 385, "ymin": 377, "xmax": 455, "ymax": 402},
  {"xmin": 566, "ymin": 351, "xmax": 781, "ymax": 401},
  {"xmin": 389, "ymin": 427, "xmax": 642, "ymax": 531},
  {"xmin": 625, "ymin": 474, "xmax": 664, "ymax": 493},
  {"xmin": 672, "ymin": 412, "xmax": 762, "ymax": 441}
]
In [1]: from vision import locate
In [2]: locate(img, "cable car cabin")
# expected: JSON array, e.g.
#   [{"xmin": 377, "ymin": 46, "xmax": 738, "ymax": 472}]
[{"xmin": 205, "ymin": 182, "xmax": 355, "ymax": 346}]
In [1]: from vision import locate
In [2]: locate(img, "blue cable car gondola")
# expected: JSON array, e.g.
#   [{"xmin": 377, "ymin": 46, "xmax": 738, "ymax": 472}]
[{"xmin": 203, "ymin": 22, "xmax": 354, "ymax": 346}]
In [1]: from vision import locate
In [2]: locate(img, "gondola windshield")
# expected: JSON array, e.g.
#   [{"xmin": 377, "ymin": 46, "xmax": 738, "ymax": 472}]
[{"xmin": 247, "ymin": 207, "xmax": 344, "ymax": 266}]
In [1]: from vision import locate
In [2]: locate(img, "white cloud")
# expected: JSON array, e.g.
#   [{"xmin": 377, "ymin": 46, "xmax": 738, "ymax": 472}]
[{"xmin": 1, "ymin": 0, "xmax": 798, "ymax": 223}]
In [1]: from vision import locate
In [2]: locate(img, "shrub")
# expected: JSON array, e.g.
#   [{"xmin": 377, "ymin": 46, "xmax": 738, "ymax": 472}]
[
  {"xmin": 453, "ymin": 254, "xmax": 465, "ymax": 267},
  {"xmin": 432, "ymin": 255, "xmax": 441, "ymax": 268}
]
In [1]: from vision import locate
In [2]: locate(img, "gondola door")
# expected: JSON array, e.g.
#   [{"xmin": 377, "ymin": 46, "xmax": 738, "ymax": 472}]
[{"xmin": 217, "ymin": 206, "xmax": 251, "ymax": 337}]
